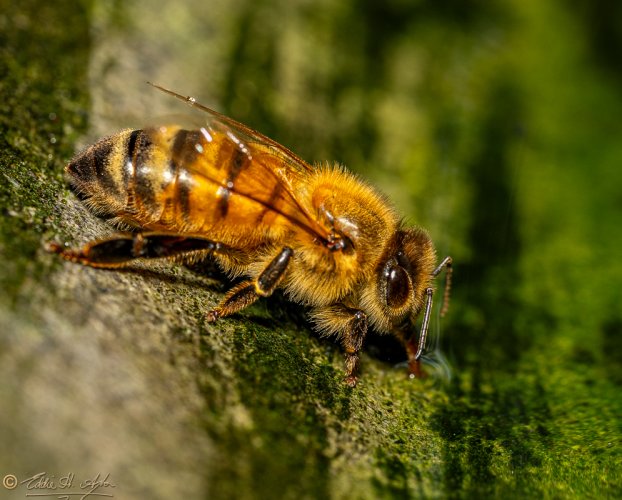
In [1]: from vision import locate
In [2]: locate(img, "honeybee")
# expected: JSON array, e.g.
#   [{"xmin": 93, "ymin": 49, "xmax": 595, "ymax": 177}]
[{"xmin": 49, "ymin": 83, "xmax": 452, "ymax": 386}]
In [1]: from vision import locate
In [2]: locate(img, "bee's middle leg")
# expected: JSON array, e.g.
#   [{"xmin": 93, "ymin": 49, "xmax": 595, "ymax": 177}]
[{"xmin": 206, "ymin": 247, "xmax": 293, "ymax": 322}]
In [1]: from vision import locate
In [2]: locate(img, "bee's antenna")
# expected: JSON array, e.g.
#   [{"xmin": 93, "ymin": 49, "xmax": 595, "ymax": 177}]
[
  {"xmin": 415, "ymin": 288, "xmax": 434, "ymax": 360},
  {"xmin": 433, "ymin": 256, "xmax": 452, "ymax": 317},
  {"xmin": 415, "ymin": 256, "xmax": 452, "ymax": 360}
]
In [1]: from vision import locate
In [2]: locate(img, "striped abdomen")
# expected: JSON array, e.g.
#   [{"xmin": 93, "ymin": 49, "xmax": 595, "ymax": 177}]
[{"xmin": 66, "ymin": 126, "xmax": 300, "ymax": 241}]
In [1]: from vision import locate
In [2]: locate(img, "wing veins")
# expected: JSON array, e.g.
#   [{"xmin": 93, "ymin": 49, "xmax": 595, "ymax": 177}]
[
  {"xmin": 148, "ymin": 82, "xmax": 331, "ymax": 244},
  {"xmin": 185, "ymin": 160, "xmax": 326, "ymax": 242},
  {"xmin": 148, "ymin": 82, "xmax": 313, "ymax": 174}
]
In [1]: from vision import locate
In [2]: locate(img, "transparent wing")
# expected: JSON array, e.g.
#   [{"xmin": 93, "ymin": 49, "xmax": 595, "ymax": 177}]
[
  {"xmin": 149, "ymin": 82, "xmax": 314, "ymax": 177},
  {"xmin": 147, "ymin": 84, "xmax": 331, "ymax": 243}
]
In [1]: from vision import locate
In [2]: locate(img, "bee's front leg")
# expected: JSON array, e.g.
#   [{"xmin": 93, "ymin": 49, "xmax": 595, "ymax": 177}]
[
  {"xmin": 206, "ymin": 247, "xmax": 293, "ymax": 322},
  {"xmin": 311, "ymin": 304, "xmax": 368, "ymax": 387},
  {"xmin": 342, "ymin": 310, "xmax": 367, "ymax": 387}
]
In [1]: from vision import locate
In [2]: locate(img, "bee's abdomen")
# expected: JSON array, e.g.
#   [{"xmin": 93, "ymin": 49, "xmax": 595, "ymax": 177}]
[
  {"xmin": 66, "ymin": 127, "xmax": 199, "ymax": 229},
  {"xmin": 126, "ymin": 127, "xmax": 201, "ymax": 229},
  {"xmin": 67, "ymin": 125, "xmax": 288, "ymax": 239},
  {"xmin": 66, "ymin": 130, "xmax": 138, "ymax": 217}
]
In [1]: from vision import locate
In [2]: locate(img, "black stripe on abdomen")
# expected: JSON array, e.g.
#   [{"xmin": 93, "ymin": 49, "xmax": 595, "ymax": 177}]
[
  {"xmin": 170, "ymin": 129, "xmax": 202, "ymax": 222},
  {"xmin": 171, "ymin": 129, "xmax": 201, "ymax": 168},
  {"xmin": 226, "ymin": 147, "xmax": 250, "ymax": 185},
  {"xmin": 215, "ymin": 144, "xmax": 252, "ymax": 220},
  {"xmin": 122, "ymin": 129, "xmax": 141, "ymax": 191},
  {"xmin": 131, "ymin": 130, "xmax": 159, "ymax": 212}
]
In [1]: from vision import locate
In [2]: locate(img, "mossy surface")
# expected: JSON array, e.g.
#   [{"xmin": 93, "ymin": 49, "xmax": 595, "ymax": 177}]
[{"xmin": 1, "ymin": 0, "xmax": 621, "ymax": 499}]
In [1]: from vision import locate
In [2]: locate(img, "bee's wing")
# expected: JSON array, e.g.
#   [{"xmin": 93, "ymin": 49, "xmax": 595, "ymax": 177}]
[
  {"xmin": 162, "ymin": 123, "xmax": 329, "ymax": 245},
  {"xmin": 150, "ymin": 83, "xmax": 314, "ymax": 176},
  {"xmin": 148, "ymin": 84, "xmax": 331, "ymax": 243}
]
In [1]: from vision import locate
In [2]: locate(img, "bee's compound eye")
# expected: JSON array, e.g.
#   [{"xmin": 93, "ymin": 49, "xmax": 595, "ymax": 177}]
[{"xmin": 386, "ymin": 265, "xmax": 410, "ymax": 309}]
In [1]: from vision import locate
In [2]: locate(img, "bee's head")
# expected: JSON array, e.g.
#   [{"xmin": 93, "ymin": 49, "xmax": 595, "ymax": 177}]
[{"xmin": 361, "ymin": 227, "xmax": 437, "ymax": 332}]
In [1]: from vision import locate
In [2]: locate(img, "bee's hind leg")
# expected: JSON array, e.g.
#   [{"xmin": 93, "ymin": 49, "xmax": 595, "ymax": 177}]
[
  {"xmin": 47, "ymin": 232, "xmax": 231, "ymax": 269},
  {"xmin": 206, "ymin": 246, "xmax": 293, "ymax": 322}
]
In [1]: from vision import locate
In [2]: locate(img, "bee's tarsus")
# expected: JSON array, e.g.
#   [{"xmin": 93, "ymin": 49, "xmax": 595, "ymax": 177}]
[
  {"xmin": 46, "ymin": 241, "xmax": 65, "ymax": 254},
  {"xmin": 206, "ymin": 310, "xmax": 219, "ymax": 323},
  {"xmin": 345, "ymin": 375, "xmax": 358, "ymax": 388}
]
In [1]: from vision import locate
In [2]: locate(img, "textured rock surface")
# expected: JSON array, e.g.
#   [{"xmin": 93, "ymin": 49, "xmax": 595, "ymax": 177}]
[{"xmin": 1, "ymin": 1, "xmax": 620, "ymax": 498}]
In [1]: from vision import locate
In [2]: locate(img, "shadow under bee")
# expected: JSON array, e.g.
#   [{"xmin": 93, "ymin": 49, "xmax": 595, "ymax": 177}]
[{"xmin": 105, "ymin": 257, "xmax": 230, "ymax": 292}]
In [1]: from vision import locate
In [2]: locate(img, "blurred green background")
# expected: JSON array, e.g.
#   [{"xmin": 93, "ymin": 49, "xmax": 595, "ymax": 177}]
[{"xmin": 1, "ymin": 0, "xmax": 620, "ymax": 498}]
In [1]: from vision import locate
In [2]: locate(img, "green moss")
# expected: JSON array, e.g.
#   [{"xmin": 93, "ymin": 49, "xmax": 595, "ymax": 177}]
[{"xmin": 0, "ymin": 0, "xmax": 91, "ymax": 303}]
